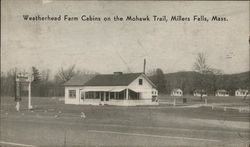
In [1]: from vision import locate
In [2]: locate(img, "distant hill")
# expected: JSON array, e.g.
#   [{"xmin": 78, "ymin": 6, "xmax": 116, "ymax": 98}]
[
  {"xmin": 152, "ymin": 71, "xmax": 250, "ymax": 95},
  {"xmin": 216, "ymin": 71, "xmax": 250, "ymax": 93}
]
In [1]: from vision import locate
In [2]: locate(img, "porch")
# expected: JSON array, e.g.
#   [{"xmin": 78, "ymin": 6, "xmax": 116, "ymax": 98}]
[
  {"xmin": 81, "ymin": 89, "xmax": 139, "ymax": 101},
  {"xmin": 79, "ymin": 88, "xmax": 158, "ymax": 106}
]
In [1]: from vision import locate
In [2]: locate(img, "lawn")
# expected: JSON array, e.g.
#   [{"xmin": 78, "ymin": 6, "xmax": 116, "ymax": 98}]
[
  {"xmin": 158, "ymin": 94, "xmax": 250, "ymax": 106},
  {"xmin": 0, "ymin": 96, "xmax": 249, "ymax": 147}
]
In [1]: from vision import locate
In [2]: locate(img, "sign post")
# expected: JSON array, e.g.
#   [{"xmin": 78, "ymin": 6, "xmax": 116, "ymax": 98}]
[
  {"xmin": 15, "ymin": 73, "xmax": 33, "ymax": 111},
  {"xmin": 28, "ymin": 76, "xmax": 33, "ymax": 109},
  {"xmin": 173, "ymin": 97, "xmax": 176, "ymax": 106},
  {"xmin": 15, "ymin": 75, "xmax": 21, "ymax": 111},
  {"xmin": 16, "ymin": 102, "xmax": 20, "ymax": 111}
]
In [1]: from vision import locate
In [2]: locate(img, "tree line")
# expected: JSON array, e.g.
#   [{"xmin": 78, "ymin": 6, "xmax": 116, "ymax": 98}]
[
  {"xmin": 1, "ymin": 65, "xmax": 98, "ymax": 97},
  {"xmin": 1, "ymin": 52, "xmax": 249, "ymax": 97},
  {"xmin": 150, "ymin": 53, "xmax": 249, "ymax": 96}
]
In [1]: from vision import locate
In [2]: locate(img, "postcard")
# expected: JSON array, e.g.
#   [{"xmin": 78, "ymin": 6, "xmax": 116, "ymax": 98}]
[{"xmin": 1, "ymin": 1, "xmax": 249, "ymax": 147}]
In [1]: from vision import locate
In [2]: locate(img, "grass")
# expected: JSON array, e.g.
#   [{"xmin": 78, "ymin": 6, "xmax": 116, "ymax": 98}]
[
  {"xmin": 1, "ymin": 96, "xmax": 249, "ymax": 122},
  {"xmin": 158, "ymin": 94, "xmax": 250, "ymax": 106},
  {"xmin": 0, "ymin": 96, "xmax": 249, "ymax": 147}
]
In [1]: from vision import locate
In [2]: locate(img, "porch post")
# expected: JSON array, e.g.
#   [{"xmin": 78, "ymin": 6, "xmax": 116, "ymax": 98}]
[
  {"xmin": 79, "ymin": 90, "xmax": 81, "ymax": 104},
  {"xmin": 126, "ymin": 88, "xmax": 128, "ymax": 100}
]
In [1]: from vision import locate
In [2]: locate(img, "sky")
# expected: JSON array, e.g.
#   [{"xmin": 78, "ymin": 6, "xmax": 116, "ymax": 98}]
[{"xmin": 1, "ymin": 0, "xmax": 249, "ymax": 75}]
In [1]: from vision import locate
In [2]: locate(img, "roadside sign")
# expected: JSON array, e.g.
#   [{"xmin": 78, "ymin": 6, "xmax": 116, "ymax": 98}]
[
  {"xmin": 16, "ymin": 73, "xmax": 30, "ymax": 82},
  {"xmin": 14, "ymin": 72, "xmax": 33, "ymax": 110}
]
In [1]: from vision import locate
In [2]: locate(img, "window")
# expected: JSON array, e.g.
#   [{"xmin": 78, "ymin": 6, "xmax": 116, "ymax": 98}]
[
  {"xmin": 85, "ymin": 92, "xmax": 99, "ymax": 99},
  {"xmin": 139, "ymin": 79, "xmax": 143, "ymax": 85},
  {"xmin": 69, "ymin": 90, "xmax": 76, "ymax": 98},
  {"xmin": 110, "ymin": 92, "xmax": 115, "ymax": 99},
  {"xmin": 81, "ymin": 91, "xmax": 84, "ymax": 99},
  {"xmin": 118, "ymin": 90, "xmax": 125, "ymax": 100},
  {"xmin": 86, "ymin": 92, "xmax": 91, "ymax": 99},
  {"xmin": 152, "ymin": 91, "xmax": 157, "ymax": 95},
  {"xmin": 96, "ymin": 92, "xmax": 100, "ymax": 99}
]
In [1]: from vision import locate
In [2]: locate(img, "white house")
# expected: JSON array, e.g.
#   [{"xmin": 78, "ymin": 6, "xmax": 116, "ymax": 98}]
[
  {"xmin": 235, "ymin": 89, "xmax": 249, "ymax": 96},
  {"xmin": 63, "ymin": 72, "xmax": 158, "ymax": 106},
  {"xmin": 171, "ymin": 88, "xmax": 183, "ymax": 96},
  {"xmin": 193, "ymin": 89, "xmax": 207, "ymax": 97},
  {"xmin": 215, "ymin": 89, "xmax": 229, "ymax": 96}
]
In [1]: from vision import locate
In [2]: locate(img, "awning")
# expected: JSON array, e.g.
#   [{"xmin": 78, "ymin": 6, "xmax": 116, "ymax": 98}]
[
  {"xmin": 129, "ymin": 88, "xmax": 152, "ymax": 93},
  {"xmin": 80, "ymin": 87, "xmax": 126, "ymax": 92},
  {"xmin": 110, "ymin": 88, "xmax": 125, "ymax": 92},
  {"xmin": 80, "ymin": 87, "xmax": 111, "ymax": 92},
  {"xmin": 80, "ymin": 87, "xmax": 152, "ymax": 93}
]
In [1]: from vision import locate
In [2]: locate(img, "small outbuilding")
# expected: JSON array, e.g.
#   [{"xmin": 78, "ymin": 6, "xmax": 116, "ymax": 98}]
[
  {"xmin": 215, "ymin": 89, "xmax": 229, "ymax": 96},
  {"xmin": 171, "ymin": 88, "xmax": 183, "ymax": 96},
  {"xmin": 235, "ymin": 89, "xmax": 249, "ymax": 96},
  {"xmin": 193, "ymin": 89, "xmax": 207, "ymax": 97}
]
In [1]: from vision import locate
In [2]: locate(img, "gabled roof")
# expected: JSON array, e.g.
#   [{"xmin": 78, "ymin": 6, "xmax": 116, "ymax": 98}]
[
  {"xmin": 63, "ymin": 74, "xmax": 96, "ymax": 86},
  {"xmin": 216, "ymin": 89, "xmax": 228, "ymax": 92},
  {"xmin": 171, "ymin": 88, "xmax": 182, "ymax": 92},
  {"xmin": 63, "ymin": 72, "xmax": 157, "ymax": 88},
  {"xmin": 193, "ymin": 89, "xmax": 206, "ymax": 93},
  {"xmin": 236, "ymin": 89, "xmax": 249, "ymax": 92},
  {"xmin": 84, "ymin": 73, "xmax": 142, "ymax": 86}
]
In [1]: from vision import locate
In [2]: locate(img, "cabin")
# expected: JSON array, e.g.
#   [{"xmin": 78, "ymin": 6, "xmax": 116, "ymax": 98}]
[
  {"xmin": 193, "ymin": 89, "xmax": 207, "ymax": 97},
  {"xmin": 235, "ymin": 89, "xmax": 249, "ymax": 96},
  {"xmin": 171, "ymin": 88, "xmax": 183, "ymax": 96},
  {"xmin": 63, "ymin": 72, "xmax": 158, "ymax": 106},
  {"xmin": 215, "ymin": 89, "xmax": 229, "ymax": 96}
]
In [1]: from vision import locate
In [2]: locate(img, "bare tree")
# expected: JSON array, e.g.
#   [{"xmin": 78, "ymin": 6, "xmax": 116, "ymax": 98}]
[
  {"xmin": 193, "ymin": 52, "xmax": 225, "ymax": 101},
  {"xmin": 57, "ymin": 65, "xmax": 76, "ymax": 82},
  {"xmin": 75, "ymin": 69, "xmax": 99, "ymax": 75},
  {"xmin": 40, "ymin": 69, "xmax": 51, "ymax": 81},
  {"xmin": 146, "ymin": 68, "xmax": 157, "ymax": 77},
  {"xmin": 193, "ymin": 52, "xmax": 211, "ymax": 100},
  {"xmin": 208, "ymin": 68, "xmax": 223, "ymax": 95},
  {"xmin": 193, "ymin": 52, "xmax": 210, "ymax": 74}
]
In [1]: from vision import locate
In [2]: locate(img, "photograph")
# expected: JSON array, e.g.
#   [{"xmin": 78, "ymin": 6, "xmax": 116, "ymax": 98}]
[{"xmin": 1, "ymin": 0, "xmax": 249, "ymax": 147}]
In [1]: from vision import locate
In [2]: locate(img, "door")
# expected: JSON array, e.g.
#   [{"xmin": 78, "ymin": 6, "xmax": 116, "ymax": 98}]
[{"xmin": 80, "ymin": 91, "xmax": 85, "ymax": 103}]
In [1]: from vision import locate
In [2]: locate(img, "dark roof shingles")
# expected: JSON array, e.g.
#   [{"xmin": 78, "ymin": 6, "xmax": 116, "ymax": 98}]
[
  {"xmin": 63, "ymin": 74, "xmax": 96, "ymax": 86},
  {"xmin": 84, "ymin": 73, "xmax": 142, "ymax": 86}
]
